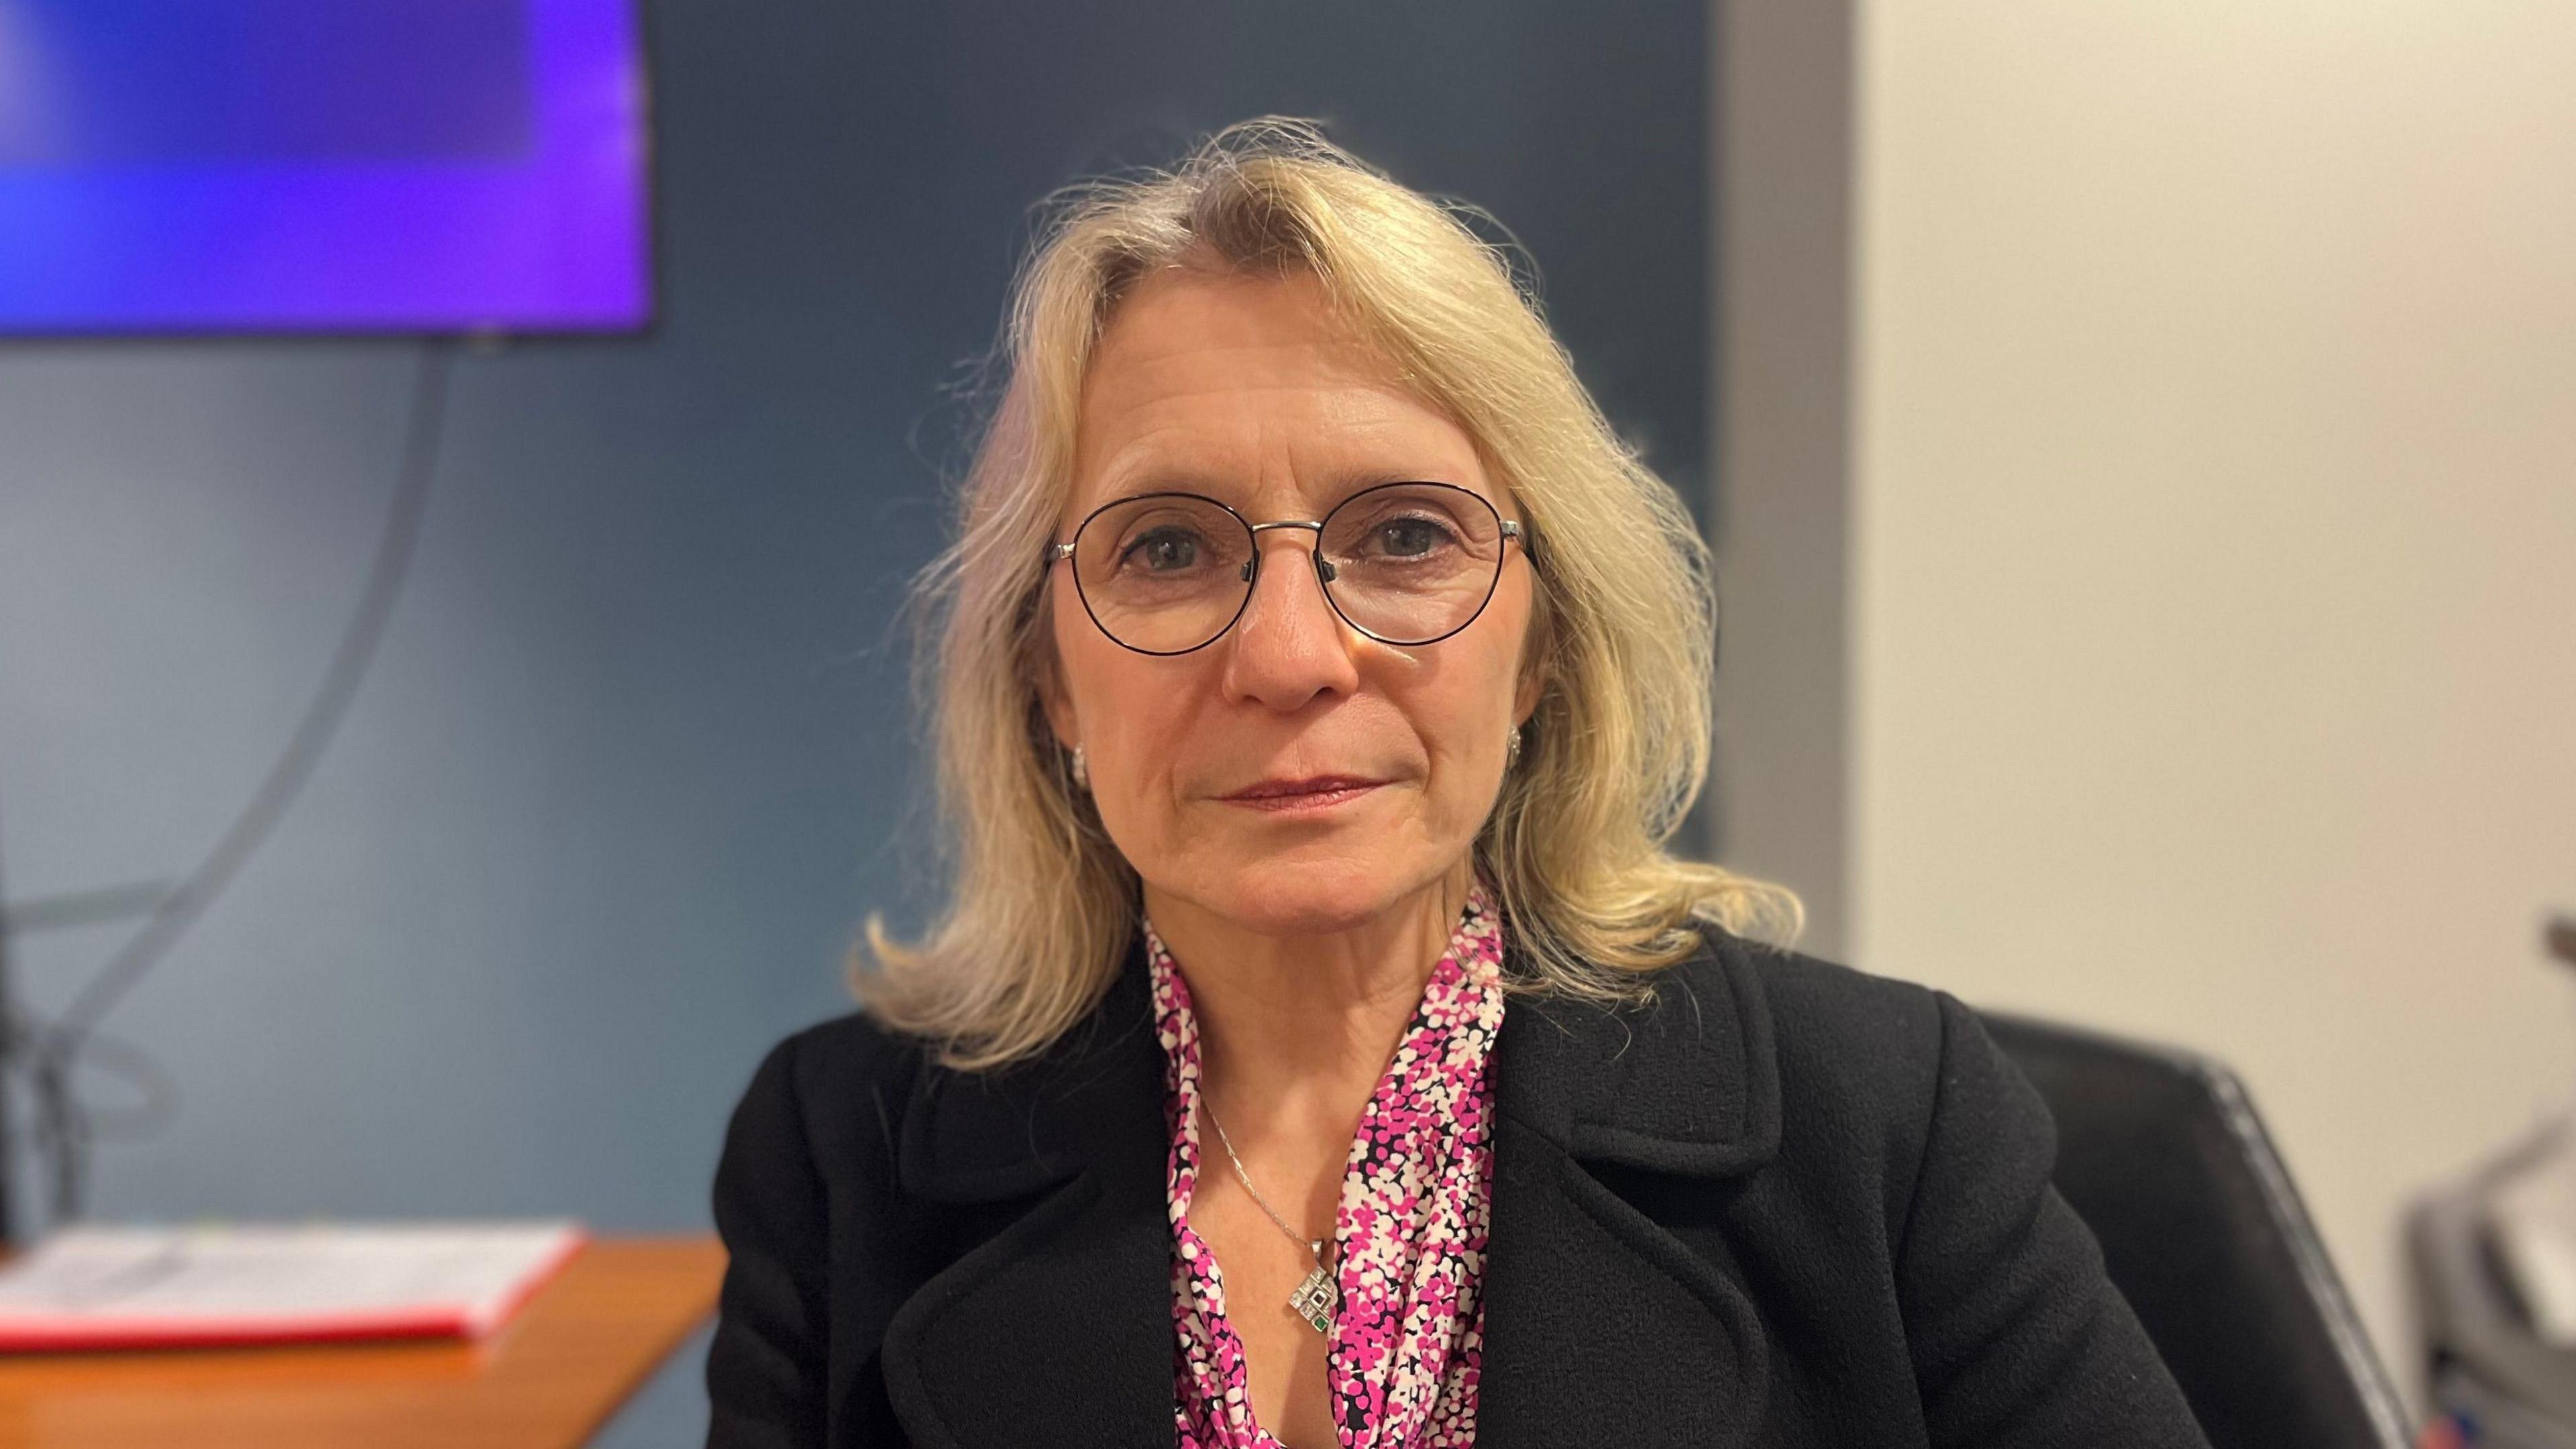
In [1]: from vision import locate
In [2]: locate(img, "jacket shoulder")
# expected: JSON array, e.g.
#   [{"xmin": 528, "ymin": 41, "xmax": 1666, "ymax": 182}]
[
  {"xmin": 708, "ymin": 1010, "xmax": 947, "ymax": 1444},
  {"xmin": 736, "ymin": 1008, "xmax": 936, "ymax": 1180},
  {"xmin": 1689, "ymin": 928, "xmax": 1962, "ymax": 1204},
  {"xmin": 1701, "ymin": 929, "xmax": 1951, "ymax": 1085},
  {"xmin": 771, "ymin": 1006, "xmax": 935, "ymax": 1095},
  {"xmin": 1688, "ymin": 938, "xmax": 2208, "ymax": 1444}
]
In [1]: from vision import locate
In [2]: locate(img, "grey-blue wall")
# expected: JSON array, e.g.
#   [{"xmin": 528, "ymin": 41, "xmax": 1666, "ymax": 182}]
[{"xmin": 0, "ymin": 3, "xmax": 1706, "ymax": 1442}]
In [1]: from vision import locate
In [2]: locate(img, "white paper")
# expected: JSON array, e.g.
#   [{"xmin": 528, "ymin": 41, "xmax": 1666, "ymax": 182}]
[{"xmin": 0, "ymin": 1220, "xmax": 584, "ymax": 1338}]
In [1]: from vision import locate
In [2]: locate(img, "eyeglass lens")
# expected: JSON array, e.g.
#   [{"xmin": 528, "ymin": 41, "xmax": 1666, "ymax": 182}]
[{"xmin": 1067, "ymin": 482, "xmax": 1511, "ymax": 654}]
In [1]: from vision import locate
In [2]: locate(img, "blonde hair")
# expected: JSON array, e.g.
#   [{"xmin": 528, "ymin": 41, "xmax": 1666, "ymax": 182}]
[{"xmin": 861, "ymin": 118, "xmax": 1800, "ymax": 1069}]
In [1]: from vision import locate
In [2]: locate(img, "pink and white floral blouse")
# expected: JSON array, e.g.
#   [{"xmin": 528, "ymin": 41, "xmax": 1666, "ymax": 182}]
[{"xmin": 1146, "ymin": 883, "xmax": 1509, "ymax": 1449}]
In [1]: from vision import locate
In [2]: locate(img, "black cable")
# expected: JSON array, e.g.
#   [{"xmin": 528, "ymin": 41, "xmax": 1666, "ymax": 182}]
[
  {"xmin": 23, "ymin": 337, "xmax": 458, "ymax": 1224},
  {"xmin": 21, "ymin": 1022, "xmax": 179, "ymax": 1234},
  {"xmin": 51, "ymin": 1028, "xmax": 180, "ymax": 1142}
]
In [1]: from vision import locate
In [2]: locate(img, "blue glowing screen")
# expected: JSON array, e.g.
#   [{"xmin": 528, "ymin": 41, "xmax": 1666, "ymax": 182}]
[{"xmin": 0, "ymin": 0, "xmax": 651, "ymax": 333}]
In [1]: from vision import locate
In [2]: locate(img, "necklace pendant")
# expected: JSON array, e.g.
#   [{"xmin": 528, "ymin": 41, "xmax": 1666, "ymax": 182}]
[{"xmin": 1287, "ymin": 1263, "xmax": 1336, "ymax": 1334}]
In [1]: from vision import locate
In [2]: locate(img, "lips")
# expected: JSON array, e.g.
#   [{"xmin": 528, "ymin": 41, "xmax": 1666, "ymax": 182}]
[{"xmin": 1221, "ymin": 773, "xmax": 1391, "ymax": 794}]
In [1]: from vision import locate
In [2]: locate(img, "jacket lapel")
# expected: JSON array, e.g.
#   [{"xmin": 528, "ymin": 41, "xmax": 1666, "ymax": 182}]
[
  {"xmin": 1477, "ymin": 939, "xmax": 1784, "ymax": 1446},
  {"xmin": 880, "ymin": 949, "xmax": 1177, "ymax": 1448},
  {"xmin": 878, "ymin": 934, "xmax": 1786, "ymax": 1448}
]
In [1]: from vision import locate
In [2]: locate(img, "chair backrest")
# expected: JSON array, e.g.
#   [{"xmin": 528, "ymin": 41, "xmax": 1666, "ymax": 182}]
[{"xmin": 1979, "ymin": 1011, "xmax": 2414, "ymax": 1449}]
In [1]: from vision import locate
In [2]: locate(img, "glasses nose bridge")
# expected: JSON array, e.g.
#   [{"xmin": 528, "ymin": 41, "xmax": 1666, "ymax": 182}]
[
  {"xmin": 1232, "ymin": 516, "xmax": 1346, "ymax": 649},
  {"xmin": 1242, "ymin": 517, "xmax": 1335, "ymax": 584}
]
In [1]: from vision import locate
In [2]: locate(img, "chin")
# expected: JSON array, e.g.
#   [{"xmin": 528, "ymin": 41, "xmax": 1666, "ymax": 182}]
[{"xmin": 1188, "ymin": 852, "xmax": 1434, "ymax": 937}]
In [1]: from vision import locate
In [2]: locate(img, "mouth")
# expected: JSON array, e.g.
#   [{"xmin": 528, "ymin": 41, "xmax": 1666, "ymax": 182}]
[{"xmin": 1216, "ymin": 775, "xmax": 1390, "ymax": 814}]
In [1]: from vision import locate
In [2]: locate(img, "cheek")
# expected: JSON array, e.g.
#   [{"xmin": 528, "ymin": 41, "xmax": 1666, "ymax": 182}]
[
  {"xmin": 1418, "ymin": 600, "xmax": 1536, "ymax": 803},
  {"xmin": 1412, "ymin": 649, "xmax": 1523, "ymax": 791},
  {"xmin": 1053, "ymin": 604, "xmax": 1195, "ymax": 806},
  {"xmin": 1050, "ymin": 578, "xmax": 1135, "ymax": 730}
]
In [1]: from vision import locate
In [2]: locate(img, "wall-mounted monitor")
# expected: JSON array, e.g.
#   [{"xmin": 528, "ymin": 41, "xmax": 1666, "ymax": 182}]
[{"xmin": 0, "ymin": 0, "xmax": 652, "ymax": 335}]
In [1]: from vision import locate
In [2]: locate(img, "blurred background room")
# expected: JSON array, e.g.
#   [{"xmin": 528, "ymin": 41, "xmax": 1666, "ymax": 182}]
[{"xmin": 0, "ymin": 1, "xmax": 2569, "ymax": 1445}]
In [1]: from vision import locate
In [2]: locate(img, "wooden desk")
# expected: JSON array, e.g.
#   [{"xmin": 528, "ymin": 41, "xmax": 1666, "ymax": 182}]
[{"xmin": 0, "ymin": 1236, "xmax": 725, "ymax": 1449}]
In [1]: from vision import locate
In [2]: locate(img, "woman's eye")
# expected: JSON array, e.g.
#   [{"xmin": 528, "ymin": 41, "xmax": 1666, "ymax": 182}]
[
  {"xmin": 1374, "ymin": 517, "xmax": 1452, "ymax": 557},
  {"xmin": 1122, "ymin": 529, "xmax": 1201, "ymax": 572}
]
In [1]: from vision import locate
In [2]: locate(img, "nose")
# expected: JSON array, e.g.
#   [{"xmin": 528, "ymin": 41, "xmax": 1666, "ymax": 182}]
[{"xmin": 1220, "ymin": 529, "xmax": 1361, "ymax": 711}]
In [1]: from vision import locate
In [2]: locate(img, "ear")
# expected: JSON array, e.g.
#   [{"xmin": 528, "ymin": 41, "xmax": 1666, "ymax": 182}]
[
  {"xmin": 1042, "ymin": 677, "xmax": 1079, "ymax": 750},
  {"xmin": 1036, "ymin": 580, "xmax": 1081, "ymax": 749},
  {"xmin": 1512, "ymin": 658, "xmax": 1547, "ymax": 730},
  {"xmin": 1511, "ymin": 580, "xmax": 1553, "ymax": 729}
]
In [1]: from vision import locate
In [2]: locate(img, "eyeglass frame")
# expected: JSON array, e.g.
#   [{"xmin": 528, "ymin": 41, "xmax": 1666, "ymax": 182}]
[{"xmin": 1042, "ymin": 479, "xmax": 1527, "ymax": 657}]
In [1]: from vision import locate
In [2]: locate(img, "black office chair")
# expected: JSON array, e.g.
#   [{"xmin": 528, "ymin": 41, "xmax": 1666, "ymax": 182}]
[{"xmin": 1979, "ymin": 1011, "xmax": 2414, "ymax": 1449}]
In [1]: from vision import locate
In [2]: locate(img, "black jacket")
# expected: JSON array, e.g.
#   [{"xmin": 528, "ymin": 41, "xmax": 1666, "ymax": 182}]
[{"xmin": 706, "ymin": 929, "xmax": 2212, "ymax": 1448}]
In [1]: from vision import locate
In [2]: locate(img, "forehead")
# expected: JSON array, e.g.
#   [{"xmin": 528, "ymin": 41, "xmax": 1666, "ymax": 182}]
[{"xmin": 1069, "ymin": 269, "xmax": 1485, "ymax": 511}]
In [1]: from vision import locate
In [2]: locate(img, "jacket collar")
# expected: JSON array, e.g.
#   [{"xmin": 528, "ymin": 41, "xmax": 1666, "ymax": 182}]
[{"xmin": 882, "ymin": 931, "xmax": 1784, "ymax": 1446}]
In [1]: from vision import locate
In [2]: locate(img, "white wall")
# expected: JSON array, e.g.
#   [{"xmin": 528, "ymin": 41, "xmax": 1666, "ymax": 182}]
[{"xmin": 1851, "ymin": 0, "xmax": 2576, "ymax": 1387}]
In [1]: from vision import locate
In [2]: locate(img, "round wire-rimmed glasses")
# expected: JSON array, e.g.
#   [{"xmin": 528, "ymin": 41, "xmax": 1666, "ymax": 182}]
[{"xmin": 1045, "ymin": 480, "xmax": 1525, "ymax": 656}]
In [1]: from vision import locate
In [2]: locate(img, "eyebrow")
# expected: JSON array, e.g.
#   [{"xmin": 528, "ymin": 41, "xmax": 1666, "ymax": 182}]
[{"xmin": 1085, "ymin": 469, "xmax": 1492, "ymax": 517}]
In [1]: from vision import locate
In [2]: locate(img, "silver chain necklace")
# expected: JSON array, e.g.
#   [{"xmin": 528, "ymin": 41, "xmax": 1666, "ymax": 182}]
[{"xmin": 1201, "ymin": 1099, "xmax": 1339, "ymax": 1334}]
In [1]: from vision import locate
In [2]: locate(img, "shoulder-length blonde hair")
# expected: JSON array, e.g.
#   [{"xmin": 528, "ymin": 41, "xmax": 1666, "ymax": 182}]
[{"xmin": 861, "ymin": 118, "xmax": 1799, "ymax": 1069}]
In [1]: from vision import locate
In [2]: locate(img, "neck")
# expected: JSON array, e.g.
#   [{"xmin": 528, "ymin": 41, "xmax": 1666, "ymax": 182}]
[{"xmin": 1146, "ymin": 860, "xmax": 1474, "ymax": 1132}]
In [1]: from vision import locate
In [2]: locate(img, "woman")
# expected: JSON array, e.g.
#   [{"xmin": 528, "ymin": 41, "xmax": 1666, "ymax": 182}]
[{"xmin": 707, "ymin": 119, "xmax": 2208, "ymax": 1448}]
